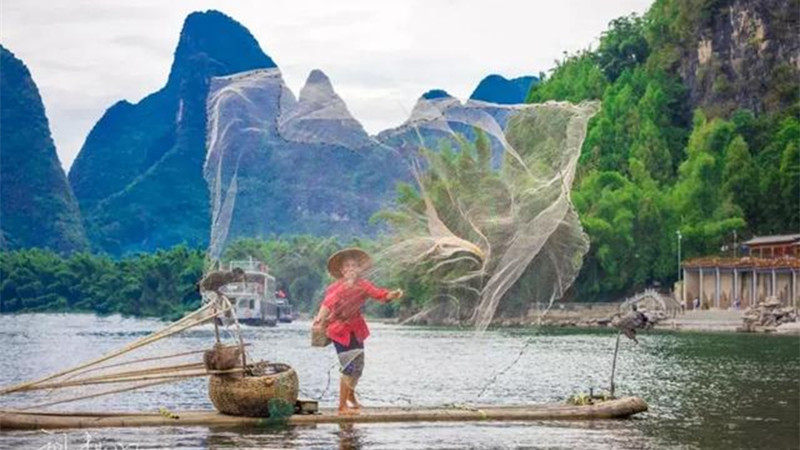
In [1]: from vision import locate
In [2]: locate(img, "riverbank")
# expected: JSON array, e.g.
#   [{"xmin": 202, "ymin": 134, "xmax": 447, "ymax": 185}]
[
  {"xmin": 383, "ymin": 303, "xmax": 800, "ymax": 335},
  {"xmin": 652, "ymin": 309, "xmax": 743, "ymax": 332},
  {"xmin": 529, "ymin": 308, "xmax": 800, "ymax": 335}
]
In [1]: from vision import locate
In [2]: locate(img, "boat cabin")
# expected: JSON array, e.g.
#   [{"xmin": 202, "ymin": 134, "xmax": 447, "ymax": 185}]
[{"xmin": 219, "ymin": 259, "xmax": 279, "ymax": 326}]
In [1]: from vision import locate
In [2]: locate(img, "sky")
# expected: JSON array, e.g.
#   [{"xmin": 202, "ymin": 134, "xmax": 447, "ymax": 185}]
[{"xmin": 1, "ymin": 0, "xmax": 652, "ymax": 171}]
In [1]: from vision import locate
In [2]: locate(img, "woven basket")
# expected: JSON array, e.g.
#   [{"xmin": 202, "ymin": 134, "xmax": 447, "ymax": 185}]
[
  {"xmin": 311, "ymin": 326, "xmax": 331, "ymax": 347},
  {"xmin": 208, "ymin": 363, "xmax": 299, "ymax": 417}
]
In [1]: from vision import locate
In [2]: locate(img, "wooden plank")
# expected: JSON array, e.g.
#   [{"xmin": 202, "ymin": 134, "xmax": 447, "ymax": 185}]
[{"xmin": 0, "ymin": 397, "xmax": 647, "ymax": 431}]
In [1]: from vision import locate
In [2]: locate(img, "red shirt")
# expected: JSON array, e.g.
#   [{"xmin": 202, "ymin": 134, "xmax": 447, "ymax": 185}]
[{"xmin": 322, "ymin": 278, "xmax": 390, "ymax": 345}]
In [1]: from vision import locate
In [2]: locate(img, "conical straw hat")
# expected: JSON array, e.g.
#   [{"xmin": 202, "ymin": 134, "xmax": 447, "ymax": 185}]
[{"xmin": 327, "ymin": 248, "xmax": 371, "ymax": 279}]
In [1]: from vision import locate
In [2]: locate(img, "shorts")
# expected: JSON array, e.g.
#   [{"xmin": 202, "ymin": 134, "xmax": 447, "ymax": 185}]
[{"xmin": 334, "ymin": 333, "xmax": 365, "ymax": 381}]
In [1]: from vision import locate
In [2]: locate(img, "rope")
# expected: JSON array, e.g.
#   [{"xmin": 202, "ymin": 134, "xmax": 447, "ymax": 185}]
[
  {"xmin": 313, "ymin": 360, "xmax": 340, "ymax": 401},
  {"xmin": 475, "ymin": 300, "xmax": 556, "ymax": 399}
]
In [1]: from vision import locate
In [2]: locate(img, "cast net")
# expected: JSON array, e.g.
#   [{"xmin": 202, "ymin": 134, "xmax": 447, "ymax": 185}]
[{"xmin": 204, "ymin": 66, "xmax": 599, "ymax": 330}]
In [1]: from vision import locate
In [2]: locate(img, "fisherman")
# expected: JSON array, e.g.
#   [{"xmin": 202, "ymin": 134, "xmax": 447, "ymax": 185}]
[{"xmin": 312, "ymin": 248, "xmax": 403, "ymax": 415}]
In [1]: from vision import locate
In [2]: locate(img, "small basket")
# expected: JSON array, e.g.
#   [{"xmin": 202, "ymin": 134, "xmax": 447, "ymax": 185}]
[{"xmin": 311, "ymin": 326, "xmax": 331, "ymax": 347}]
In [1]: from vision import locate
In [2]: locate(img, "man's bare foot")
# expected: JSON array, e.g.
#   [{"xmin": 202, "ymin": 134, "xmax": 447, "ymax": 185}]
[
  {"xmin": 337, "ymin": 407, "xmax": 361, "ymax": 416},
  {"xmin": 347, "ymin": 401, "xmax": 362, "ymax": 410}
]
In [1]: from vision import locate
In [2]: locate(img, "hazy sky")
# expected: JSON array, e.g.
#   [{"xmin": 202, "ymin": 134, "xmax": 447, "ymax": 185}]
[{"xmin": 1, "ymin": 0, "xmax": 652, "ymax": 171}]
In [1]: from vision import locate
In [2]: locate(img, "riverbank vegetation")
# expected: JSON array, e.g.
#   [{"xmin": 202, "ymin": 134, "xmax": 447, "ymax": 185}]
[
  {"xmin": 529, "ymin": 6, "xmax": 798, "ymax": 301},
  {"xmin": 0, "ymin": 236, "xmax": 350, "ymax": 318},
  {"xmin": 0, "ymin": 246, "xmax": 205, "ymax": 319}
]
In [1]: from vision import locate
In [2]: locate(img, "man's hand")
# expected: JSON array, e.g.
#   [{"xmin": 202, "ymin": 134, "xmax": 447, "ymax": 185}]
[
  {"xmin": 387, "ymin": 289, "xmax": 404, "ymax": 300},
  {"xmin": 314, "ymin": 306, "xmax": 330, "ymax": 328}
]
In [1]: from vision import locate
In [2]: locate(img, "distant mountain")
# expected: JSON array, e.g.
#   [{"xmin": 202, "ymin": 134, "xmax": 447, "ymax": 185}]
[
  {"xmin": 377, "ymin": 93, "xmax": 462, "ymax": 158},
  {"xmin": 470, "ymin": 74, "xmax": 538, "ymax": 104},
  {"xmin": 68, "ymin": 10, "xmax": 275, "ymax": 256},
  {"xmin": 64, "ymin": 9, "xmax": 544, "ymax": 256},
  {"xmin": 205, "ymin": 68, "xmax": 407, "ymax": 256},
  {"xmin": 0, "ymin": 46, "xmax": 87, "ymax": 253},
  {"xmin": 421, "ymin": 89, "xmax": 453, "ymax": 100},
  {"xmin": 377, "ymin": 90, "xmax": 519, "ymax": 168},
  {"xmin": 278, "ymin": 69, "xmax": 374, "ymax": 149},
  {"xmin": 376, "ymin": 76, "xmax": 537, "ymax": 165}
]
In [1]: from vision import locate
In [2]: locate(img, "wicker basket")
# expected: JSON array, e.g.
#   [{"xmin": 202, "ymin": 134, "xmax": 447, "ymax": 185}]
[
  {"xmin": 208, "ymin": 363, "xmax": 299, "ymax": 417},
  {"xmin": 311, "ymin": 326, "xmax": 331, "ymax": 347}
]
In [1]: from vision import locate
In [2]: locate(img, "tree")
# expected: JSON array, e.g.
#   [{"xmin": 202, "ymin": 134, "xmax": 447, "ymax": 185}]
[
  {"xmin": 595, "ymin": 14, "xmax": 650, "ymax": 82},
  {"xmin": 722, "ymin": 136, "xmax": 758, "ymax": 227},
  {"xmin": 527, "ymin": 52, "xmax": 607, "ymax": 103}
]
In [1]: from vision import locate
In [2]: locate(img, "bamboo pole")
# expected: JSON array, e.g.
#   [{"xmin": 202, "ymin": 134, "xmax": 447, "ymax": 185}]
[
  {"xmin": 214, "ymin": 309, "xmax": 221, "ymax": 343},
  {"xmin": 27, "ymin": 362, "xmax": 208, "ymax": 390},
  {"xmin": 3, "ymin": 397, "xmax": 650, "ymax": 429},
  {"xmin": 20, "ymin": 379, "xmax": 179, "ymax": 410},
  {"xmin": 219, "ymin": 294, "xmax": 247, "ymax": 369},
  {"xmin": 212, "ymin": 293, "xmax": 222, "ymax": 344},
  {"xmin": 0, "ymin": 302, "xmax": 231, "ymax": 396},
  {"xmin": 65, "ymin": 344, "xmax": 249, "ymax": 379},
  {"xmin": 38, "ymin": 344, "xmax": 246, "ymax": 403},
  {"xmin": 21, "ymin": 368, "xmax": 245, "ymax": 392},
  {"xmin": 609, "ymin": 331, "xmax": 621, "ymax": 397}
]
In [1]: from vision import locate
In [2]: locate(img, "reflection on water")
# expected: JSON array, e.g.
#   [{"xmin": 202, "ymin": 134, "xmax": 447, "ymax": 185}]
[
  {"xmin": 0, "ymin": 314, "xmax": 797, "ymax": 449},
  {"xmin": 336, "ymin": 423, "xmax": 364, "ymax": 450}
]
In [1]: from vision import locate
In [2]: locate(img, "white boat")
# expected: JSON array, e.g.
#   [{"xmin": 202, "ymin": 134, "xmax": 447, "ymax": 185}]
[{"xmin": 218, "ymin": 259, "xmax": 289, "ymax": 326}]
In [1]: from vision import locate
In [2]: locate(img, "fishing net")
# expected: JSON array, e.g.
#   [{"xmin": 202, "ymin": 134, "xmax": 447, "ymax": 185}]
[
  {"xmin": 204, "ymin": 67, "xmax": 599, "ymax": 330},
  {"xmin": 205, "ymin": 69, "xmax": 404, "ymax": 261},
  {"xmin": 370, "ymin": 100, "xmax": 598, "ymax": 330}
]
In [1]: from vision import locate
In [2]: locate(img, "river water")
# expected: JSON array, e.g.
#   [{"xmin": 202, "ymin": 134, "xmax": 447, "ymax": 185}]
[{"xmin": 0, "ymin": 314, "xmax": 797, "ymax": 449}]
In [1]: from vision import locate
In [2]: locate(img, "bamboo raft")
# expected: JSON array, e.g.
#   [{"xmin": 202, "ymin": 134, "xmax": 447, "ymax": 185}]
[{"xmin": 0, "ymin": 397, "xmax": 646, "ymax": 430}]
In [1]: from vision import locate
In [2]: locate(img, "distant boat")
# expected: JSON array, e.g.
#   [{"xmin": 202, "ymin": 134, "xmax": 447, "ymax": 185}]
[
  {"xmin": 276, "ymin": 296, "xmax": 293, "ymax": 323},
  {"xmin": 218, "ymin": 259, "xmax": 291, "ymax": 326}
]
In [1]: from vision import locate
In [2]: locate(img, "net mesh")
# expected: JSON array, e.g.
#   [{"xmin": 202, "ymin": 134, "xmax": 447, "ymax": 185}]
[{"xmin": 206, "ymin": 69, "xmax": 599, "ymax": 330}]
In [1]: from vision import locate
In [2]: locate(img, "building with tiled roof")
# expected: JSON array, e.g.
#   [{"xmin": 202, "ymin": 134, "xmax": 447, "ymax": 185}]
[{"xmin": 680, "ymin": 234, "xmax": 799, "ymax": 309}]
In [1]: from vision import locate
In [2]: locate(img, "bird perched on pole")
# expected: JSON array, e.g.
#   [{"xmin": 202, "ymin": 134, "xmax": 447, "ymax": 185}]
[
  {"xmin": 612, "ymin": 305, "xmax": 649, "ymax": 343},
  {"xmin": 608, "ymin": 304, "xmax": 649, "ymax": 397}
]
